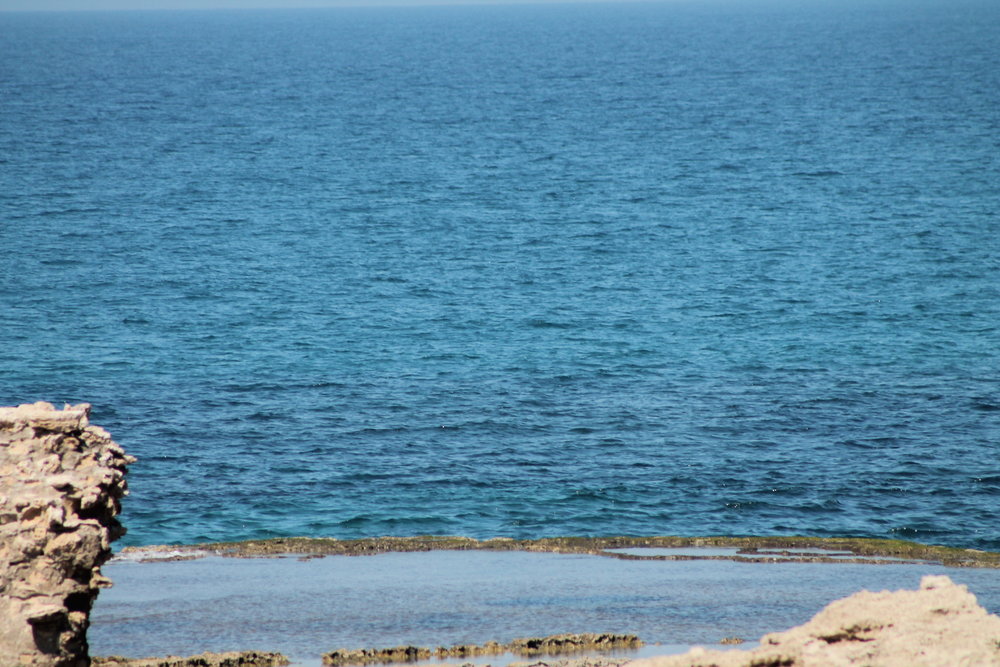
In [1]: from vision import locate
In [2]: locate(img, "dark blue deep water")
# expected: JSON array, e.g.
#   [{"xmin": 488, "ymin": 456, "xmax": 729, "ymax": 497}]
[{"xmin": 2, "ymin": 1, "xmax": 998, "ymax": 549}]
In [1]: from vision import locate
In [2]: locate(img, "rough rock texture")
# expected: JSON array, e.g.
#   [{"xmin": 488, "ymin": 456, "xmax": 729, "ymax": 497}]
[
  {"xmin": 91, "ymin": 652, "xmax": 290, "ymax": 667},
  {"xmin": 1, "ymin": 402, "xmax": 135, "ymax": 667},
  {"xmin": 509, "ymin": 634, "xmax": 643, "ymax": 656},
  {"xmin": 628, "ymin": 575, "xmax": 1000, "ymax": 667},
  {"xmin": 323, "ymin": 634, "xmax": 644, "ymax": 665},
  {"xmin": 121, "ymin": 535, "xmax": 1000, "ymax": 568},
  {"xmin": 510, "ymin": 660, "xmax": 632, "ymax": 667}
]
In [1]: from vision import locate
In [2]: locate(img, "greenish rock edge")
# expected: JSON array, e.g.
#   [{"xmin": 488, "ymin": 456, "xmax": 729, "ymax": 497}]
[
  {"xmin": 322, "ymin": 633, "xmax": 643, "ymax": 665},
  {"xmin": 122, "ymin": 535, "xmax": 1000, "ymax": 568}
]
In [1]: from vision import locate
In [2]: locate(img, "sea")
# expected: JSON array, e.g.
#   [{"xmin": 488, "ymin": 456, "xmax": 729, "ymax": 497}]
[
  {"xmin": 2, "ymin": 0, "xmax": 998, "ymax": 551},
  {"xmin": 86, "ymin": 552, "xmax": 1000, "ymax": 661}
]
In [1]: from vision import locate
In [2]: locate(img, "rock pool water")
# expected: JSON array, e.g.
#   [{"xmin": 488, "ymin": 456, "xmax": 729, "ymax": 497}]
[{"xmin": 91, "ymin": 549, "xmax": 1000, "ymax": 666}]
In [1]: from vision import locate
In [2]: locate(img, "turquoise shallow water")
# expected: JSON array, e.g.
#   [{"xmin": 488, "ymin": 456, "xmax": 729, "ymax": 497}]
[{"xmin": 2, "ymin": 1, "xmax": 999, "ymax": 548}]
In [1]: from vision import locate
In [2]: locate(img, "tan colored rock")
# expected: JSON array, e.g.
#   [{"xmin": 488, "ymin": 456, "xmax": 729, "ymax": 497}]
[
  {"xmin": 1, "ymin": 402, "xmax": 135, "ymax": 667},
  {"xmin": 628, "ymin": 575, "xmax": 1000, "ymax": 667},
  {"xmin": 509, "ymin": 659, "xmax": 632, "ymax": 667}
]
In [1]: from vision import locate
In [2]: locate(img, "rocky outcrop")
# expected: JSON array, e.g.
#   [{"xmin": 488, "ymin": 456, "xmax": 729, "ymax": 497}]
[
  {"xmin": 1, "ymin": 402, "xmax": 135, "ymax": 667},
  {"xmin": 118, "ymin": 535, "xmax": 1000, "ymax": 568},
  {"xmin": 627, "ymin": 575, "xmax": 1000, "ymax": 667},
  {"xmin": 323, "ymin": 634, "xmax": 644, "ymax": 665},
  {"xmin": 510, "ymin": 660, "xmax": 632, "ymax": 667},
  {"xmin": 509, "ymin": 634, "xmax": 643, "ymax": 656},
  {"xmin": 92, "ymin": 651, "xmax": 290, "ymax": 667}
]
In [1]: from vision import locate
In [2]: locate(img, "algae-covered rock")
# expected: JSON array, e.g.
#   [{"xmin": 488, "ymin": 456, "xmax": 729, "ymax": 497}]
[
  {"xmin": 92, "ymin": 651, "xmax": 290, "ymax": 667},
  {"xmin": 323, "ymin": 634, "xmax": 644, "ymax": 665},
  {"xmin": 323, "ymin": 646, "xmax": 432, "ymax": 665},
  {"xmin": 509, "ymin": 634, "xmax": 643, "ymax": 656}
]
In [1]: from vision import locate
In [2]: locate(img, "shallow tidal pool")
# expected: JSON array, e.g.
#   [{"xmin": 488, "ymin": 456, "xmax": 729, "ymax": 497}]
[{"xmin": 90, "ymin": 548, "xmax": 1000, "ymax": 666}]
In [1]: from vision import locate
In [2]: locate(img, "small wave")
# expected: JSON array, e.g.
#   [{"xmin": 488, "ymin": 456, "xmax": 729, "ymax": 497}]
[
  {"xmin": 525, "ymin": 318, "xmax": 573, "ymax": 329},
  {"xmin": 247, "ymin": 411, "xmax": 282, "ymax": 421},
  {"xmin": 792, "ymin": 170, "xmax": 844, "ymax": 178},
  {"xmin": 794, "ymin": 499, "xmax": 843, "ymax": 513},
  {"xmin": 723, "ymin": 500, "xmax": 776, "ymax": 511},
  {"xmin": 888, "ymin": 524, "xmax": 949, "ymax": 538},
  {"xmin": 348, "ymin": 426, "xmax": 409, "ymax": 435},
  {"xmin": 222, "ymin": 382, "xmax": 290, "ymax": 393},
  {"xmin": 112, "ymin": 547, "xmax": 211, "ymax": 562},
  {"xmin": 557, "ymin": 488, "xmax": 617, "ymax": 503},
  {"xmin": 337, "ymin": 514, "xmax": 455, "ymax": 529},
  {"xmin": 296, "ymin": 381, "xmax": 348, "ymax": 390},
  {"xmin": 336, "ymin": 514, "xmax": 378, "ymax": 528},
  {"xmin": 29, "ymin": 207, "xmax": 105, "ymax": 218},
  {"xmin": 972, "ymin": 475, "xmax": 1000, "ymax": 484}
]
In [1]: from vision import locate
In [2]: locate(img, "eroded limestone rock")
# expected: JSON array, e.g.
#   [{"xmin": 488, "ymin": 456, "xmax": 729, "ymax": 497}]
[
  {"xmin": 627, "ymin": 575, "xmax": 1000, "ymax": 667},
  {"xmin": 1, "ymin": 402, "xmax": 135, "ymax": 667}
]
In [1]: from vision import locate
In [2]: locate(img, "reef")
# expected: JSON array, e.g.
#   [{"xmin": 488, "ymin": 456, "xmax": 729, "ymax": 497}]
[
  {"xmin": 123, "ymin": 534, "xmax": 1000, "ymax": 568},
  {"xmin": 0, "ymin": 402, "xmax": 135, "ymax": 667},
  {"xmin": 92, "ymin": 651, "xmax": 290, "ymax": 667},
  {"xmin": 629, "ymin": 575, "xmax": 1000, "ymax": 667},
  {"xmin": 322, "ymin": 634, "xmax": 643, "ymax": 665}
]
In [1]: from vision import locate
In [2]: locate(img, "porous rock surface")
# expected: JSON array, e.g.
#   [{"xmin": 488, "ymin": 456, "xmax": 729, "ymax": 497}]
[
  {"xmin": 511, "ymin": 659, "xmax": 632, "ymax": 667},
  {"xmin": 628, "ymin": 575, "xmax": 1000, "ymax": 667},
  {"xmin": 1, "ymin": 402, "xmax": 135, "ymax": 667}
]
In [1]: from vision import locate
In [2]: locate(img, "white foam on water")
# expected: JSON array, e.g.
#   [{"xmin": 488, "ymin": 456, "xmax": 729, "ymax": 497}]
[{"xmin": 110, "ymin": 548, "xmax": 214, "ymax": 563}]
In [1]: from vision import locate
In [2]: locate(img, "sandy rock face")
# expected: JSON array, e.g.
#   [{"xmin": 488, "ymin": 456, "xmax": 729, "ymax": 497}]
[
  {"xmin": 1, "ymin": 402, "xmax": 135, "ymax": 667},
  {"xmin": 629, "ymin": 575, "xmax": 1000, "ymax": 667}
]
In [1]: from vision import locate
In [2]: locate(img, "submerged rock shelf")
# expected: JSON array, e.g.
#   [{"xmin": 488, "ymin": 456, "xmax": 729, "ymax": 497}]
[
  {"xmin": 91, "ymin": 576, "xmax": 1000, "ymax": 667},
  {"xmin": 122, "ymin": 534, "xmax": 1000, "ymax": 568},
  {"xmin": 92, "ymin": 547, "xmax": 1000, "ymax": 665},
  {"xmin": 93, "ymin": 651, "xmax": 290, "ymax": 667},
  {"xmin": 322, "ymin": 634, "xmax": 643, "ymax": 666}
]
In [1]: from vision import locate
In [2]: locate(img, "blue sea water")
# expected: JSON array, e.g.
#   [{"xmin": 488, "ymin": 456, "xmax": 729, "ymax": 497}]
[{"xmin": 1, "ymin": 0, "xmax": 998, "ymax": 550}]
